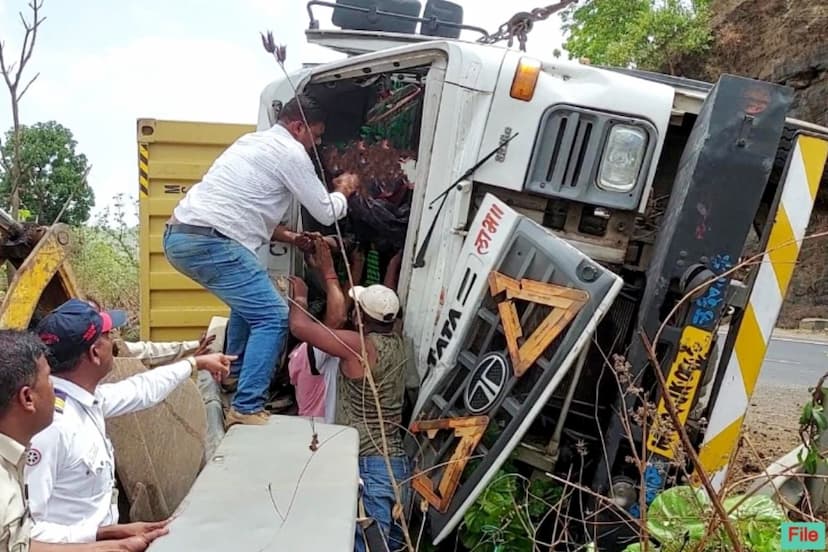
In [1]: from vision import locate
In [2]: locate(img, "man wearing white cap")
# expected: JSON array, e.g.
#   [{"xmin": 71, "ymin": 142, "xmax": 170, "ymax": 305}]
[{"xmin": 288, "ymin": 277, "xmax": 410, "ymax": 552}]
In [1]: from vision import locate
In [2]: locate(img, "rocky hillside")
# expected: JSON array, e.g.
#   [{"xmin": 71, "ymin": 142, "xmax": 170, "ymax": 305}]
[{"xmin": 681, "ymin": 0, "xmax": 828, "ymax": 326}]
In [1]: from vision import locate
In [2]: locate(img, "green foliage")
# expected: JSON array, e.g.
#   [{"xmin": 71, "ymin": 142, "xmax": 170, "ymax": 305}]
[
  {"xmin": 460, "ymin": 464, "xmax": 562, "ymax": 552},
  {"xmin": 69, "ymin": 194, "xmax": 139, "ymax": 340},
  {"xmin": 561, "ymin": 0, "xmax": 712, "ymax": 74},
  {"xmin": 623, "ymin": 486, "xmax": 787, "ymax": 552},
  {"xmin": 0, "ymin": 121, "xmax": 94, "ymax": 225},
  {"xmin": 798, "ymin": 386, "xmax": 828, "ymax": 475}
]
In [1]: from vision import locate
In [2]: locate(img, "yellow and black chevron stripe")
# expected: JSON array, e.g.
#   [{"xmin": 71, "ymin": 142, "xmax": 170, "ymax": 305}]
[
  {"xmin": 697, "ymin": 134, "xmax": 828, "ymax": 489},
  {"xmin": 138, "ymin": 143, "xmax": 149, "ymax": 198}
]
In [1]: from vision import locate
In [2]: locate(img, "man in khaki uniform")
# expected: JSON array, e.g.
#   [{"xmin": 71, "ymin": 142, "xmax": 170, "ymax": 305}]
[
  {"xmin": 0, "ymin": 330, "xmax": 57, "ymax": 551},
  {"xmin": 0, "ymin": 330, "xmax": 165, "ymax": 552}
]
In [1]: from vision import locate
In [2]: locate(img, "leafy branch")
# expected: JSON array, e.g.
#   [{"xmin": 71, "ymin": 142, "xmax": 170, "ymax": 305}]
[{"xmin": 798, "ymin": 371, "xmax": 828, "ymax": 475}]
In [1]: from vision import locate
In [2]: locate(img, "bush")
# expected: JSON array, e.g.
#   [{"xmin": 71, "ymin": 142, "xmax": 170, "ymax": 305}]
[{"xmin": 69, "ymin": 195, "xmax": 140, "ymax": 340}]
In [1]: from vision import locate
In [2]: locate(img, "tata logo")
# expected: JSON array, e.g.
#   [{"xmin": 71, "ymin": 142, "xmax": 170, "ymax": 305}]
[
  {"xmin": 426, "ymin": 309, "xmax": 462, "ymax": 368},
  {"xmin": 464, "ymin": 352, "xmax": 509, "ymax": 414}
]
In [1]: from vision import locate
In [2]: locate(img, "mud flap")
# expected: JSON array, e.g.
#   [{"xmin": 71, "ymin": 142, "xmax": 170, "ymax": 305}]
[{"xmin": 407, "ymin": 194, "xmax": 623, "ymax": 543}]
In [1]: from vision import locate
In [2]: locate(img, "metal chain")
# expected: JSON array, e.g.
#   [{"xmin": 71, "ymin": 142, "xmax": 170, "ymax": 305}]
[{"xmin": 477, "ymin": 0, "xmax": 579, "ymax": 52}]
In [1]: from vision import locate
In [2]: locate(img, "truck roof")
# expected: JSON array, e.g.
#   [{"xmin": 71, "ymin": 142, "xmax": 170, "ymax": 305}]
[
  {"xmin": 605, "ymin": 66, "xmax": 828, "ymax": 136},
  {"xmin": 305, "ymin": 28, "xmax": 828, "ymax": 137}
]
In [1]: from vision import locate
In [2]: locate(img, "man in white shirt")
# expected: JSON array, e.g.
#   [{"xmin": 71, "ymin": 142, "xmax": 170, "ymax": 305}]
[
  {"xmin": 26, "ymin": 300, "xmax": 232, "ymax": 545},
  {"xmin": 163, "ymin": 94, "xmax": 357, "ymax": 426}
]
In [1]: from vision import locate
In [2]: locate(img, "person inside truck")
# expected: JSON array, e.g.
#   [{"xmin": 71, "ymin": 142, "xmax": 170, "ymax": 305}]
[
  {"xmin": 0, "ymin": 329, "xmax": 167, "ymax": 552},
  {"xmin": 163, "ymin": 94, "xmax": 360, "ymax": 427},
  {"xmin": 288, "ymin": 275, "xmax": 410, "ymax": 552},
  {"xmin": 24, "ymin": 299, "xmax": 233, "ymax": 545},
  {"xmin": 320, "ymin": 139, "xmax": 412, "ymax": 291}
]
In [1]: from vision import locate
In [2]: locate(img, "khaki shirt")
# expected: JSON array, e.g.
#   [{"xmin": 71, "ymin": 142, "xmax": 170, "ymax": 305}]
[
  {"xmin": 0, "ymin": 433, "xmax": 30, "ymax": 551},
  {"xmin": 114, "ymin": 339, "xmax": 200, "ymax": 368}
]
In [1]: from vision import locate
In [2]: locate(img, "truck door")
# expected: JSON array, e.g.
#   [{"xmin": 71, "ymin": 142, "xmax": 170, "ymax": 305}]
[{"xmin": 407, "ymin": 193, "xmax": 624, "ymax": 543}]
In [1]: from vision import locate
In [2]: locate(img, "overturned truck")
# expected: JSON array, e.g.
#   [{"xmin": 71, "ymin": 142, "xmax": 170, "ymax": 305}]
[{"xmin": 128, "ymin": 1, "xmax": 828, "ymax": 550}]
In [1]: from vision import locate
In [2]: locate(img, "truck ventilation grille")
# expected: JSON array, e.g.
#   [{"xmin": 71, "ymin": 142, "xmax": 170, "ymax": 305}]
[{"xmin": 544, "ymin": 111, "xmax": 594, "ymax": 188}]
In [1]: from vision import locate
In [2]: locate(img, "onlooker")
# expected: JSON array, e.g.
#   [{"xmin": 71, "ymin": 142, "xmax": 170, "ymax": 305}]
[
  {"xmin": 0, "ymin": 329, "xmax": 164, "ymax": 552},
  {"xmin": 86, "ymin": 297, "xmax": 216, "ymax": 368},
  {"xmin": 26, "ymin": 300, "xmax": 232, "ymax": 544},
  {"xmin": 163, "ymin": 94, "xmax": 358, "ymax": 427},
  {"xmin": 289, "ymin": 278, "xmax": 410, "ymax": 551}
]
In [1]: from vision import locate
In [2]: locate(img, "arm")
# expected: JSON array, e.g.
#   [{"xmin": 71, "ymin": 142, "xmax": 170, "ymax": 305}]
[
  {"xmin": 279, "ymin": 155, "xmax": 354, "ymax": 226},
  {"xmin": 27, "ymin": 426, "xmax": 99, "ymax": 544},
  {"xmin": 383, "ymin": 250, "xmax": 403, "ymax": 291},
  {"xmin": 33, "ymin": 526, "xmax": 169, "ymax": 552},
  {"xmin": 306, "ymin": 236, "xmax": 346, "ymax": 329},
  {"xmin": 344, "ymin": 248, "xmax": 365, "ymax": 295},
  {"xmin": 288, "ymin": 277, "xmax": 364, "ymax": 379},
  {"xmin": 323, "ymin": 276, "xmax": 347, "ymax": 329},
  {"xmin": 98, "ymin": 360, "xmax": 191, "ymax": 418},
  {"xmin": 100, "ymin": 354, "xmax": 231, "ymax": 418},
  {"xmin": 271, "ymin": 224, "xmax": 300, "ymax": 245},
  {"xmin": 118, "ymin": 341, "xmax": 201, "ymax": 368}
]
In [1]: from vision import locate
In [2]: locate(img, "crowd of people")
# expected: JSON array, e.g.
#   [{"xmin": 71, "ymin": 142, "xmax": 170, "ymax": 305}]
[{"xmin": 0, "ymin": 94, "xmax": 414, "ymax": 551}]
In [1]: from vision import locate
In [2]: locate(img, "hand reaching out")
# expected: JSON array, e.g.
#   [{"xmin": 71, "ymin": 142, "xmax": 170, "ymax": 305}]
[
  {"xmin": 307, "ymin": 236, "xmax": 336, "ymax": 278},
  {"xmin": 193, "ymin": 332, "xmax": 216, "ymax": 356},
  {"xmin": 194, "ymin": 353, "xmax": 236, "ymax": 383}
]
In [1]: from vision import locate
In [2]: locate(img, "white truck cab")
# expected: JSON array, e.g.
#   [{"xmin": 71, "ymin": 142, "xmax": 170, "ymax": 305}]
[{"xmin": 210, "ymin": 1, "xmax": 828, "ymax": 548}]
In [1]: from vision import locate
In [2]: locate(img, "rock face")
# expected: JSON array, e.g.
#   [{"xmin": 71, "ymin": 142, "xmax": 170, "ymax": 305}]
[
  {"xmin": 684, "ymin": 0, "xmax": 828, "ymax": 326},
  {"xmin": 704, "ymin": 0, "xmax": 827, "ymax": 127}
]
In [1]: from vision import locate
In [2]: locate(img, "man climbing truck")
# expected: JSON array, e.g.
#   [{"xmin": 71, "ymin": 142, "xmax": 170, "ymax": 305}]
[{"xmin": 135, "ymin": 1, "xmax": 828, "ymax": 549}]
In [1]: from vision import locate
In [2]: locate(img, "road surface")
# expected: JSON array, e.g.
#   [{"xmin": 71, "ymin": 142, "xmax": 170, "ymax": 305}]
[
  {"xmin": 729, "ymin": 333, "xmax": 828, "ymax": 483},
  {"xmin": 757, "ymin": 336, "xmax": 828, "ymax": 387}
]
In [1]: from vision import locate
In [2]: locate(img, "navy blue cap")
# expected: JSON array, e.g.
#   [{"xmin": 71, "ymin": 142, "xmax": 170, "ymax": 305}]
[{"xmin": 36, "ymin": 299, "xmax": 127, "ymax": 364}]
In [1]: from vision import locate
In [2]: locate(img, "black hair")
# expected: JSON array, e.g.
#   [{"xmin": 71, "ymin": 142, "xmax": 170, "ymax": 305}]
[
  {"xmin": 0, "ymin": 330, "xmax": 48, "ymax": 412},
  {"xmin": 278, "ymin": 94, "xmax": 326, "ymax": 126},
  {"xmin": 50, "ymin": 351, "xmax": 83, "ymax": 375}
]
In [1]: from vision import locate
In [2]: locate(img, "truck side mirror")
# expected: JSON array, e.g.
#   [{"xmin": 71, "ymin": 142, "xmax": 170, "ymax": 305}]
[{"xmin": 420, "ymin": 0, "xmax": 463, "ymax": 39}]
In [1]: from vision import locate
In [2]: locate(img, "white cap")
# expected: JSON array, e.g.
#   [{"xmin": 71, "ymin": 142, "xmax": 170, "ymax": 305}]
[{"xmin": 348, "ymin": 285, "xmax": 400, "ymax": 323}]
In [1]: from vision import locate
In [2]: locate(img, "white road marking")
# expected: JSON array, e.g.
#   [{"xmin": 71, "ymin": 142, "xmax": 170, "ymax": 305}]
[
  {"xmin": 769, "ymin": 336, "xmax": 828, "ymax": 346},
  {"xmin": 765, "ymin": 358, "xmax": 801, "ymax": 365}
]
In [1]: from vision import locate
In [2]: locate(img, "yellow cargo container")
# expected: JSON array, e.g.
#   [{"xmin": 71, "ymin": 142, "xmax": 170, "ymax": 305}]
[{"xmin": 137, "ymin": 119, "xmax": 255, "ymax": 341}]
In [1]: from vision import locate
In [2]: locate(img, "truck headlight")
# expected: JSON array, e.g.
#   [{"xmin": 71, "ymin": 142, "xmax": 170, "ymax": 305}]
[{"xmin": 597, "ymin": 124, "xmax": 648, "ymax": 192}]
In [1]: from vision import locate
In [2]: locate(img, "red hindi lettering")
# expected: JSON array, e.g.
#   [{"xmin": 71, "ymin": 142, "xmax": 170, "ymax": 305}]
[{"xmin": 475, "ymin": 229, "xmax": 492, "ymax": 255}]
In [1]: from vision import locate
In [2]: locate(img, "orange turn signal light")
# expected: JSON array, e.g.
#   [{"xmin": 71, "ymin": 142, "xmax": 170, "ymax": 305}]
[{"xmin": 510, "ymin": 57, "xmax": 542, "ymax": 101}]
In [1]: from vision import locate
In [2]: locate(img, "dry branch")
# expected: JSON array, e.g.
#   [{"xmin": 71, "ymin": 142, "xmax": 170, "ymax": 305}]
[
  {"xmin": 0, "ymin": 0, "xmax": 46, "ymax": 218},
  {"xmin": 640, "ymin": 331, "xmax": 743, "ymax": 551}
]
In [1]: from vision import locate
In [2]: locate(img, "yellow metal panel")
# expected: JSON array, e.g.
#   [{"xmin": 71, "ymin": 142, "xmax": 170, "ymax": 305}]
[
  {"xmin": 138, "ymin": 118, "xmax": 254, "ymax": 341},
  {"xmin": 647, "ymin": 326, "xmax": 712, "ymax": 459},
  {"xmin": 0, "ymin": 226, "xmax": 80, "ymax": 330}
]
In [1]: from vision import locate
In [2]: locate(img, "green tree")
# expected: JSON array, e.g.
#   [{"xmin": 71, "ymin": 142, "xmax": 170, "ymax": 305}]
[
  {"xmin": 561, "ymin": 0, "xmax": 712, "ymax": 74},
  {"xmin": 0, "ymin": 120, "xmax": 94, "ymax": 225}
]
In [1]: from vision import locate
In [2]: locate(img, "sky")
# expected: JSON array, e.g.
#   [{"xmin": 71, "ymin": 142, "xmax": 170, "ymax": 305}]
[{"xmin": 0, "ymin": 0, "xmax": 566, "ymax": 225}]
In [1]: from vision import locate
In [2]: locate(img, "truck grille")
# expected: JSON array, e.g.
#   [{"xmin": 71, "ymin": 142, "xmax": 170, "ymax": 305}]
[{"xmin": 544, "ymin": 111, "xmax": 595, "ymax": 188}]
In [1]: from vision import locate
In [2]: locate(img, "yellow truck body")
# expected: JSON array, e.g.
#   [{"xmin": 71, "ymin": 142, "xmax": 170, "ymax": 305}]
[{"xmin": 137, "ymin": 119, "xmax": 255, "ymax": 341}]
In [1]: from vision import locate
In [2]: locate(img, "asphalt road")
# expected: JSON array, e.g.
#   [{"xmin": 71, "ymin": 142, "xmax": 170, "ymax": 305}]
[{"xmin": 756, "ymin": 336, "xmax": 828, "ymax": 387}]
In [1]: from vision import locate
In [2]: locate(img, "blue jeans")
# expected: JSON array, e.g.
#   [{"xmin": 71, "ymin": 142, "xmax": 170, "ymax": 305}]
[
  {"xmin": 355, "ymin": 456, "xmax": 411, "ymax": 552},
  {"xmin": 163, "ymin": 229, "xmax": 288, "ymax": 414}
]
